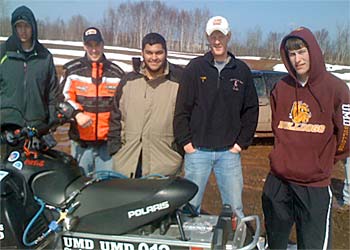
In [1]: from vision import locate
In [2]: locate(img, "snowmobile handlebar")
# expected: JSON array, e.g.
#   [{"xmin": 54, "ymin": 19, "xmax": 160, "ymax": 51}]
[{"xmin": 0, "ymin": 101, "xmax": 74, "ymax": 150}]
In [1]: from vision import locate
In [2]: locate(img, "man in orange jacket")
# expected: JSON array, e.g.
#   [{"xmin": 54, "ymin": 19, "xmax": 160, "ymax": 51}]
[{"xmin": 60, "ymin": 27, "xmax": 124, "ymax": 175}]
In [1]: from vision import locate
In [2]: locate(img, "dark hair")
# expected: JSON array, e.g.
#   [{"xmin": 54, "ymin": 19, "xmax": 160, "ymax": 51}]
[
  {"xmin": 142, "ymin": 32, "xmax": 167, "ymax": 52},
  {"xmin": 285, "ymin": 37, "xmax": 307, "ymax": 51}
]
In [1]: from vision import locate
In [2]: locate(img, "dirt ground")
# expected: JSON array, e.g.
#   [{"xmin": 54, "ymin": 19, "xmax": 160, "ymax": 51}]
[
  {"xmin": 200, "ymin": 139, "xmax": 350, "ymax": 250},
  {"xmin": 54, "ymin": 128, "xmax": 349, "ymax": 249}
]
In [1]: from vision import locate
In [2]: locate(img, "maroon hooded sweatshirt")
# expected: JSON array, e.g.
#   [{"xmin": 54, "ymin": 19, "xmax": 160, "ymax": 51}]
[{"xmin": 269, "ymin": 27, "xmax": 350, "ymax": 187}]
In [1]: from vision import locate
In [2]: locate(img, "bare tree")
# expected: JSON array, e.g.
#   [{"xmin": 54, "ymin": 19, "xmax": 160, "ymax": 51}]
[
  {"xmin": 314, "ymin": 28, "xmax": 331, "ymax": 62},
  {"xmin": 100, "ymin": 7, "xmax": 118, "ymax": 45},
  {"xmin": 246, "ymin": 26, "xmax": 263, "ymax": 56},
  {"xmin": 264, "ymin": 32, "xmax": 284, "ymax": 59},
  {"xmin": 333, "ymin": 23, "xmax": 350, "ymax": 64},
  {"xmin": 3, "ymin": 0, "xmax": 346, "ymax": 65},
  {"xmin": 66, "ymin": 15, "xmax": 89, "ymax": 41},
  {"xmin": 192, "ymin": 8, "xmax": 210, "ymax": 52},
  {"xmin": 0, "ymin": 0, "xmax": 11, "ymax": 37},
  {"xmin": 178, "ymin": 10, "xmax": 191, "ymax": 52}
]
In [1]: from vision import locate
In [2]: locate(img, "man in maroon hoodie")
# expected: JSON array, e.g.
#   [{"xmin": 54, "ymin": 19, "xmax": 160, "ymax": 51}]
[{"xmin": 262, "ymin": 27, "xmax": 350, "ymax": 249}]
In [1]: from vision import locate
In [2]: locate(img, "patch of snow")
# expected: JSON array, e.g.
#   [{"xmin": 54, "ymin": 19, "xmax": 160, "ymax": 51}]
[
  {"xmin": 273, "ymin": 64, "xmax": 288, "ymax": 72},
  {"xmin": 112, "ymin": 61, "xmax": 133, "ymax": 72},
  {"xmin": 325, "ymin": 64, "xmax": 350, "ymax": 72},
  {"xmin": 273, "ymin": 64, "xmax": 350, "ymax": 83},
  {"xmin": 2, "ymin": 36, "xmax": 349, "ymax": 80},
  {"xmin": 238, "ymin": 56, "xmax": 263, "ymax": 60}
]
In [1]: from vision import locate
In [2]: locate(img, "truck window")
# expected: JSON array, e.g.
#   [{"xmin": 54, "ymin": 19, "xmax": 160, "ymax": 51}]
[
  {"xmin": 265, "ymin": 73, "xmax": 287, "ymax": 95},
  {"xmin": 253, "ymin": 76, "xmax": 266, "ymax": 97}
]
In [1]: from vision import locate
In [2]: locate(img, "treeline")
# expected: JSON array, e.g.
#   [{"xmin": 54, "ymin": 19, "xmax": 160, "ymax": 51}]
[{"xmin": 0, "ymin": 0, "xmax": 349, "ymax": 64}]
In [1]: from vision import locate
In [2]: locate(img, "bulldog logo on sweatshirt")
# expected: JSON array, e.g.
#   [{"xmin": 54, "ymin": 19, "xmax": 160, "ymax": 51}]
[
  {"xmin": 289, "ymin": 101, "xmax": 311, "ymax": 124},
  {"xmin": 277, "ymin": 100, "xmax": 325, "ymax": 134}
]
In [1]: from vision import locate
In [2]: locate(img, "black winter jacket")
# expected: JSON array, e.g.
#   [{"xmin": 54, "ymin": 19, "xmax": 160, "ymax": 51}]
[
  {"xmin": 174, "ymin": 51, "xmax": 259, "ymax": 149},
  {"xmin": 0, "ymin": 6, "xmax": 59, "ymax": 128}
]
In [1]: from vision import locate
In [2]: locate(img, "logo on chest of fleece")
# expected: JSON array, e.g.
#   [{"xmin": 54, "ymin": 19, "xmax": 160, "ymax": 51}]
[
  {"xmin": 230, "ymin": 78, "xmax": 243, "ymax": 91},
  {"xmin": 278, "ymin": 101, "xmax": 326, "ymax": 133}
]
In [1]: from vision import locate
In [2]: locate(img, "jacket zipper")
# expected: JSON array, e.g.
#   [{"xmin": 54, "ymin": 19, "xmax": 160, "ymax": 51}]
[
  {"xmin": 21, "ymin": 52, "xmax": 37, "ymax": 122},
  {"xmin": 95, "ymin": 63, "xmax": 100, "ymax": 141},
  {"xmin": 23, "ymin": 61, "xmax": 28, "ymax": 110},
  {"xmin": 217, "ymin": 74, "xmax": 221, "ymax": 89},
  {"xmin": 95, "ymin": 84, "xmax": 99, "ymax": 141},
  {"xmin": 214, "ymin": 64, "xmax": 221, "ymax": 89},
  {"xmin": 23, "ymin": 61, "xmax": 27, "ymax": 84},
  {"xmin": 216, "ymin": 67, "xmax": 221, "ymax": 89}
]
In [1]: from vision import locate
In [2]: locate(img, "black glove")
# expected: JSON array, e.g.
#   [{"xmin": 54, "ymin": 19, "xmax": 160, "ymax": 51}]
[
  {"xmin": 57, "ymin": 102, "xmax": 75, "ymax": 121},
  {"xmin": 41, "ymin": 133, "xmax": 57, "ymax": 149}
]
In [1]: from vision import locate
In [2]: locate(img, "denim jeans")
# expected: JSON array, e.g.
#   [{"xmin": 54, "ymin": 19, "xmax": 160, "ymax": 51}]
[
  {"xmin": 71, "ymin": 141, "xmax": 112, "ymax": 176},
  {"xmin": 343, "ymin": 157, "xmax": 350, "ymax": 205},
  {"xmin": 184, "ymin": 149, "xmax": 244, "ymax": 218}
]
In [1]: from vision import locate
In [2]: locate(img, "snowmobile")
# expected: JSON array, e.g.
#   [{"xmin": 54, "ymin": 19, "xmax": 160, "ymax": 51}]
[{"xmin": 0, "ymin": 103, "xmax": 260, "ymax": 250}]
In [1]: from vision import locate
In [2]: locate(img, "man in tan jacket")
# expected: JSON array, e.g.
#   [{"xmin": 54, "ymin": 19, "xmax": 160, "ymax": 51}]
[{"xmin": 108, "ymin": 33, "xmax": 184, "ymax": 178}]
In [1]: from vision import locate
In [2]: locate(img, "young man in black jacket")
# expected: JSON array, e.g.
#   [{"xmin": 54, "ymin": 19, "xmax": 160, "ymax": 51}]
[
  {"xmin": 174, "ymin": 16, "xmax": 258, "ymax": 218},
  {"xmin": 0, "ymin": 5, "xmax": 59, "ymax": 129}
]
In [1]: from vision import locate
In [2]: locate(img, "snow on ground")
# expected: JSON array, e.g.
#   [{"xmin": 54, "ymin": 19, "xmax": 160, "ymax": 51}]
[
  {"xmin": 1, "ymin": 36, "xmax": 349, "ymax": 83},
  {"xmin": 239, "ymin": 56, "xmax": 263, "ymax": 60},
  {"xmin": 273, "ymin": 64, "xmax": 350, "ymax": 84},
  {"xmin": 272, "ymin": 64, "xmax": 288, "ymax": 72}
]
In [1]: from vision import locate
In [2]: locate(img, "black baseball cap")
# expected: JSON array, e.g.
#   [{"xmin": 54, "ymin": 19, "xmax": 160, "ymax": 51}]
[{"xmin": 83, "ymin": 27, "xmax": 103, "ymax": 43}]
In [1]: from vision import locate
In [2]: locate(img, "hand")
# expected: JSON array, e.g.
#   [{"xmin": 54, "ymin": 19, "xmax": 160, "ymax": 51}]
[
  {"xmin": 75, "ymin": 112, "xmax": 93, "ymax": 128},
  {"xmin": 5, "ymin": 131, "xmax": 18, "ymax": 145},
  {"xmin": 184, "ymin": 142, "xmax": 196, "ymax": 154},
  {"xmin": 230, "ymin": 143, "xmax": 242, "ymax": 153}
]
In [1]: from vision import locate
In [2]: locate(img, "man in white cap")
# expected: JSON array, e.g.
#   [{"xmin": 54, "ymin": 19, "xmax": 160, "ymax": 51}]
[{"xmin": 174, "ymin": 16, "xmax": 258, "ymax": 218}]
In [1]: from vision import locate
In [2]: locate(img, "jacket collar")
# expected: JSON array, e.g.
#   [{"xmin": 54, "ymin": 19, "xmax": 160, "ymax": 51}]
[
  {"xmin": 204, "ymin": 51, "xmax": 237, "ymax": 69},
  {"xmin": 81, "ymin": 53, "xmax": 107, "ymax": 65},
  {"xmin": 5, "ymin": 35, "xmax": 47, "ymax": 59},
  {"xmin": 140, "ymin": 61, "xmax": 170, "ymax": 80}
]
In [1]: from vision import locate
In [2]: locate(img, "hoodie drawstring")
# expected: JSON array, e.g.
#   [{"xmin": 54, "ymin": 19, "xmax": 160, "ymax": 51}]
[
  {"xmin": 307, "ymin": 84, "xmax": 324, "ymax": 112},
  {"xmin": 295, "ymin": 83, "xmax": 299, "ymax": 115},
  {"xmin": 294, "ymin": 82, "xmax": 324, "ymax": 115}
]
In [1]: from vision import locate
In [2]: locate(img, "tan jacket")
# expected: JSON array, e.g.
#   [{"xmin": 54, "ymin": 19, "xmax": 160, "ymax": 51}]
[{"xmin": 108, "ymin": 62, "xmax": 183, "ymax": 177}]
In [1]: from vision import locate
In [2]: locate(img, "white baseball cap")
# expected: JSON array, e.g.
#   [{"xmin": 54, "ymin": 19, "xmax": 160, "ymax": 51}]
[{"xmin": 206, "ymin": 16, "xmax": 230, "ymax": 36}]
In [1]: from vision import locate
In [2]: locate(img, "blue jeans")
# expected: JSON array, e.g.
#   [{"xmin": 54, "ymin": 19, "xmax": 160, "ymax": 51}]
[
  {"xmin": 71, "ymin": 141, "xmax": 112, "ymax": 176},
  {"xmin": 343, "ymin": 157, "xmax": 350, "ymax": 205},
  {"xmin": 184, "ymin": 148, "xmax": 244, "ymax": 218}
]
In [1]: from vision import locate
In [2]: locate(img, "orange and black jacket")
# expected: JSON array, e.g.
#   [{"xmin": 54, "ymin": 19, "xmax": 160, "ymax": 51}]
[{"xmin": 60, "ymin": 55, "xmax": 124, "ymax": 144}]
